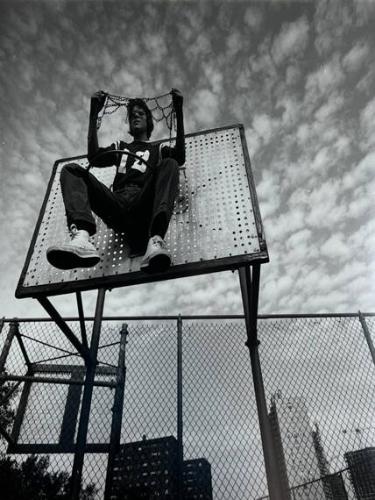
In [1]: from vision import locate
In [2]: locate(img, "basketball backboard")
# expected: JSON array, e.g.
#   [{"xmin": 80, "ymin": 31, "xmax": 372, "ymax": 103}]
[{"xmin": 16, "ymin": 124, "xmax": 268, "ymax": 299}]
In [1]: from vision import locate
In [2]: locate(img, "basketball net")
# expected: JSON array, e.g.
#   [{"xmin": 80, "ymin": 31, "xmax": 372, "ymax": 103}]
[{"xmin": 96, "ymin": 91, "xmax": 176, "ymax": 136}]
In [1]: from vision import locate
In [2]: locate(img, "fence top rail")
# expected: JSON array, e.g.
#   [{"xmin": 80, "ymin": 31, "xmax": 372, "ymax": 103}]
[
  {"xmin": 290, "ymin": 466, "xmax": 352, "ymax": 490},
  {"xmin": 2, "ymin": 312, "xmax": 375, "ymax": 323}
]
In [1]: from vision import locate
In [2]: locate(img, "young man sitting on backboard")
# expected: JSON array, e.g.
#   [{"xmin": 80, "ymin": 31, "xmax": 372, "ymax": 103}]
[{"xmin": 47, "ymin": 88, "xmax": 185, "ymax": 273}]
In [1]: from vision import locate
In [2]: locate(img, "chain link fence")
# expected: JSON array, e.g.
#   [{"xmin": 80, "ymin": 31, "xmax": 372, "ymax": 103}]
[{"xmin": 0, "ymin": 313, "xmax": 374, "ymax": 499}]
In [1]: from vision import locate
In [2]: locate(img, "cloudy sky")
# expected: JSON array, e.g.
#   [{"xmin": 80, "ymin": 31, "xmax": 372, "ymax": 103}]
[{"xmin": 0, "ymin": 0, "xmax": 374, "ymax": 319}]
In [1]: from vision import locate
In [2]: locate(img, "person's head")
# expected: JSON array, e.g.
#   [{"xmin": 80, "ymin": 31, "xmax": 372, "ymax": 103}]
[{"xmin": 127, "ymin": 99, "xmax": 154, "ymax": 139}]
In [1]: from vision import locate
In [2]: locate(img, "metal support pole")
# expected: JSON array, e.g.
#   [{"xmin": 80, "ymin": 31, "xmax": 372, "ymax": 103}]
[
  {"xmin": 104, "ymin": 323, "xmax": 128, "ymax": 499},
  {"xmin": 239, "ymin": 265, "xmax": 287, "ymax": 500},
  {"xmin": 0, "ymin": 320, "xmax": 17, "ymax": 373},
  {"xmin": 76, "ymin": 292, "xmax": 89, "ymax": 350},
  {"xmin": 358, "ymin": 311, "xmax": 375, "ymax": 368},
  {"xmin": 60, "ymin": 369, "xmax": 85, "ymax": 448},
  {"xmin": 9, "ymin": 380, "xmax": 32, "ymax": 449},
  {"xmin": 176, "ymin": 315, "xmax": 184, "ymax": 499},
  {"xmin": 70, "ymin": 288, "xmax": 106, "ymax": 499}
]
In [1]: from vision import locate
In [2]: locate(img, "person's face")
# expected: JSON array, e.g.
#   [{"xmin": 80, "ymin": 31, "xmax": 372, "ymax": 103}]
[{"xmin": 129, "ymin": 105, "xmax": 148, "ymax": 136}]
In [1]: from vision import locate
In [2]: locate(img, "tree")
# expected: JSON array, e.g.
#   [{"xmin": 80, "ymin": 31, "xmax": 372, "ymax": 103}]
[
  {"xmin": 0, "ymin": 381, "xmax": 17, "ymax": 436},
  {"xmin": 0, "ymin": 454, "xmax": 98, "ymax": 499}
]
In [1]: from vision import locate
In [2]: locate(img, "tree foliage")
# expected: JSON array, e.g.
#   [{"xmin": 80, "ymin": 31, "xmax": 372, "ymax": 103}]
[
  {"xmin": 0, "ymin": 381, "xmax": 17, "ymax": 434},
  {"xmin": 0, "ymin": 454, "xmax": 98, "ymax": 500}
]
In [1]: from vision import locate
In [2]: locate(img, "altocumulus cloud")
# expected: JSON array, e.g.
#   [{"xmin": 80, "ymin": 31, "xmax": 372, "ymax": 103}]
[
  {"xmin": 271, "ymin": 16, "xmax": 310, "ymax": 65},
  {"xmin": 0, "ymin": 0, "xmax": 374, "ymax": 319}
]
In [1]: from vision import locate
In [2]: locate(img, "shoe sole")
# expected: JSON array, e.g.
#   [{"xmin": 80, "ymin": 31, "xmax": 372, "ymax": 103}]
[
  {"xmin": 47, "ymin": 248, "xmax": 100, "ymax": 270},
  {"xmin": 141, "ymin": 253, "xmax": 171, "ymax": 273}
]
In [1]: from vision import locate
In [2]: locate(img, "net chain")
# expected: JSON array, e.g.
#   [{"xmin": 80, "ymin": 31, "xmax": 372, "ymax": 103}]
[{"xmin": 96, "ymin": 91, "xmax": 176, "ymax": 135}]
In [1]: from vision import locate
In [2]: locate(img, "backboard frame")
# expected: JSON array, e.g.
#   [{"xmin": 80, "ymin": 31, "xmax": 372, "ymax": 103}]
[
  {"xmin": 7, "ymin": 363, "xmax": 116, "ymax": 454},
  {"xmin": 15, "ymin": 124, "xmax": 268, "ymax": 300}
]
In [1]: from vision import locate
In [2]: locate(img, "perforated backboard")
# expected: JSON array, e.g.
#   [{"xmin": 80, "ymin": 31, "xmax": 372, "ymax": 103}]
[{"xmin": 16, "ymin": 124, "xmax": 268, "ymax": 298}]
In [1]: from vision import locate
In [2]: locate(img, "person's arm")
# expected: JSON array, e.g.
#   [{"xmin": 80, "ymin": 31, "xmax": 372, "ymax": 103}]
[
  {"xmin": 162, "ymin": 88, "xmax": 185, "ymax": 165},
  {"xmin": 87, "ymin": 90, "xmax": 118, "ymax": 167}
]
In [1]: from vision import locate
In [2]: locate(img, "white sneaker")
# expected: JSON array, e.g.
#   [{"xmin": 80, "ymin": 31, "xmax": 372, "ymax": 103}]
[
  {"xmin": 140, "ymin": 235, "xmax": 171, "ymax": 273},
  {"xmin": 47, "ymin": 224, "xmax": 100, "ymax": 270}
]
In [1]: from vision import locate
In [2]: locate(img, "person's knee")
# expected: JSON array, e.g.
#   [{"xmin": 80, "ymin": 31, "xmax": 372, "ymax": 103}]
[{"xmin": 61, "ymin": 162, "xmax": 86, "ymax": 178}]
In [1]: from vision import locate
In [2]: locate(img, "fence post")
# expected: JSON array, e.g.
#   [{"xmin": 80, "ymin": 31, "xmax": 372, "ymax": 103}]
[
  {"xmin": 70, "ymin": 288, "xmax": 106, "ymax": 499},
  {"xmin": 358, "ymin": 311, "xmax": 375, "ymax": 368},
  {"xmin": 0, "ymin": 321, "xmax": 18, "ymax": 447},
  {"xmin": 177, "ymin": 315, "xmax": 184, "ymax": 499},
  {"xmin": 0, "ymin": 317, "xmax": 5, "ymax": 337},
  {"xmin": 239, "ymin": 265, "xmax": 288, "ymax": 500},
  {"xmin": 104, "ymin": 323, "xmax": 128, "ymax": 499},
  {"xmin": 0, "ymin": 320, "xmax": 17, "ymax": 373}
]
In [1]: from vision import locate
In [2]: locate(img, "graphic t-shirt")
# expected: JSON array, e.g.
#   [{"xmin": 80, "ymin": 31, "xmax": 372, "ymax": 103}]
[
  {"xmin": 112, "ymin": 140, "xmax": 160, "ymax": 191},
  {"xmin": 92, "ymin": 139, "xmax": 181, "ymax": 192}
]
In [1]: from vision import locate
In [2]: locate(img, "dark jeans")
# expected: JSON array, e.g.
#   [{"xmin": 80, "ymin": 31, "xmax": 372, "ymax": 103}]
[{"xmin": 60, "ymin": 158, "xmax": 179, "ymax": 247}]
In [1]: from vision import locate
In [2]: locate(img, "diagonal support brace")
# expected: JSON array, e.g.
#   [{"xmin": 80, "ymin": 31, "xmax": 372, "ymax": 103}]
[
  {"xmin": 13, "ymin": 322, "xmax": 33, "ymax": 371},
  {"xmin": 38, "ymin": 297, "xmax": 92, "ymax": 365}
]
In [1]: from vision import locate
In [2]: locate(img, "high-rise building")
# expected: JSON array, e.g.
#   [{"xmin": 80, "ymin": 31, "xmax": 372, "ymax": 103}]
[
  {"xmin": 312, "ymin": 424, "xmax": 347, "ymax": 500},
  {"xmin": 269, "ymin": 395, "xmax": 327, "ymax": 500},
  {"xmin": 110, "ymin": 436, "xmax": 178, "ymax": 499},
  {"xmin": 183, "ymin": 458, "xmax": 213, "ymax": 500},
  {"xmin": 345, "ymin": 447, "xmax": 375, "ymax": 499},
  {"xmin": 109, "ymin": 436, "xmax": 213, "ymax": 499}
]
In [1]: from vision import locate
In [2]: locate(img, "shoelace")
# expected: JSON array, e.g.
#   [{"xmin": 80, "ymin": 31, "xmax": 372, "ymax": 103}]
[
  {"xmin": 69, "ymin": 224, "xmax": 88, "ymax": 243},
  {"xmin": 151, "ymin": 236, "xmax": 165, "ymax": 248},
  {"xmin": 70, "ymin": 224, "xmax": 79, "ymax": 240}
]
